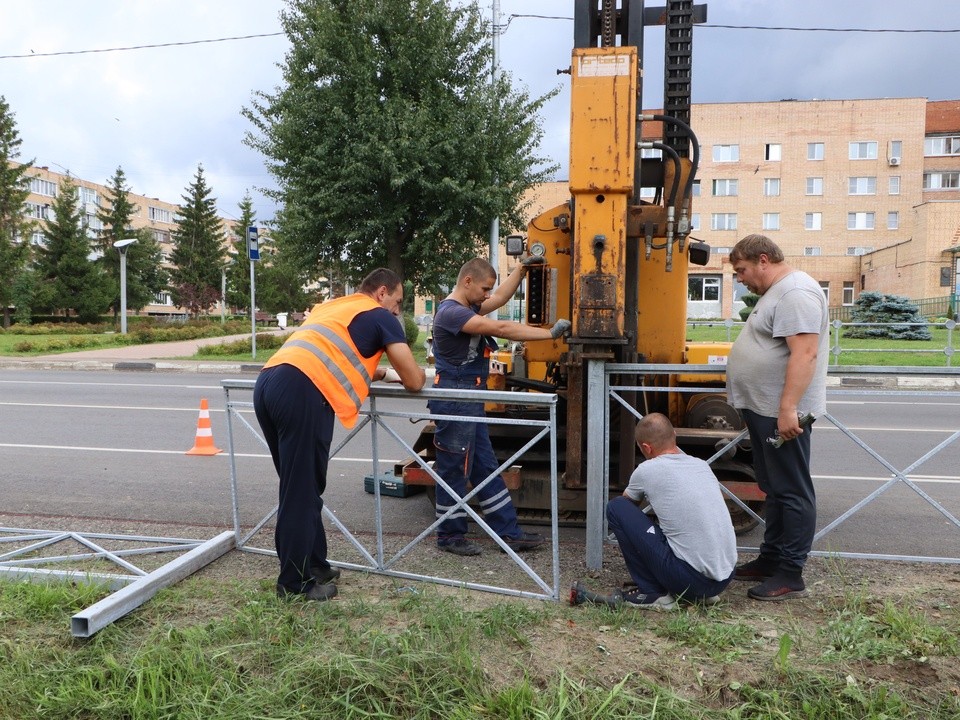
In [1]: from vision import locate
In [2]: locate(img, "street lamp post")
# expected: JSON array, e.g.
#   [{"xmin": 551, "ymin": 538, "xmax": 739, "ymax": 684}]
[
  {"xmin": 221, "ymin": 258, "xmax": 235, "ymax": 325},
  {"xmin": 114, "ymin": 238, "xmax": 138, "ymax": 334}
]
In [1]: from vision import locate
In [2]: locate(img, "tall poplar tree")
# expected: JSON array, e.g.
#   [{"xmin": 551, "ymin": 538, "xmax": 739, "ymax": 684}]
[
  {"xmin": 0, "ymin": 95, "xmax": 34, "ymax": 327},
  {"xmin": 96, "ymin": 166, "xmax": 169, "ymax": 317},
  {"xmin": 243, "ymin": 0, "xmax": 556, "ymax": 294},
  {"xmin": 34, "ymin": 177, "xmax": 111, "ymax": 322},
  {"xmin": 169, "ymin": 165, "xmax": 225, "ymax": 317}
]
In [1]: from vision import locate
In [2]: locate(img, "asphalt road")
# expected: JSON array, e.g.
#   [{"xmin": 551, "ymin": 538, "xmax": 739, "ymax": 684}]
[{"xmin": 1, "ymin": 368, "xmax": 959, "ymax": 561}]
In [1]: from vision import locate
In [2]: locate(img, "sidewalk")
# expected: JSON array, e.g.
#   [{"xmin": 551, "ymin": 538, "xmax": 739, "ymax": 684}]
[{"xmin": 0, "ymin": 331, "xmax": 281, "ymax": 374}]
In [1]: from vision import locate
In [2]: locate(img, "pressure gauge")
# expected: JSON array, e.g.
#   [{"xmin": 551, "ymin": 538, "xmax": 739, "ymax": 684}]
[{"xmin": 529, "ymin": 242, "xmax": 546, "ymax": 257}]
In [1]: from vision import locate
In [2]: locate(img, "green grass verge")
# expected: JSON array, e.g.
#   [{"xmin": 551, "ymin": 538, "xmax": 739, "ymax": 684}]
[{"xmin": 1, "ymin": 576, "xmax": 958, "ymax": 719}]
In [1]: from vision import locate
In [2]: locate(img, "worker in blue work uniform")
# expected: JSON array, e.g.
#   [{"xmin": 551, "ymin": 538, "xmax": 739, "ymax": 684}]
[{"xmin": 429, "ymin": 257, "xmax": 571, "ymax": 556}]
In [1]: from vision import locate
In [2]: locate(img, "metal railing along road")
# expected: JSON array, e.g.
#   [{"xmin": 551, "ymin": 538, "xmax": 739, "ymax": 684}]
[
  {"xmin": 221, "ymin": 380, "xmax": 561, "ymax": 602},
  {"xmin": 587, "ymin": 362, "xmax": 960, "ymax": 569}
]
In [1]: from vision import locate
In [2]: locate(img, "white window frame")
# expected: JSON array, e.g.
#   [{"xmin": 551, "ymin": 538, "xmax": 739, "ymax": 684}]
[
  {"xmin": 924, "ymin": 135, "xmax": 960, "ymax": 156},
  {"xmin": 887, "ymin": 211, "xmax": 899, "ymax": 230},
  {"xmin": 804, "ymin": 212, "xmax": 822, "ymax": 231},
  {"xmin": 923, "ymin": 172, "xmax": 960, "ymax": 190},
  {"xmin": 688, "ymin": 275, "xmax": 721, "ymax": 302},
  {"xmin": 803, "ymin": 246, "xmax": 822, "ymax": 256},
  {"xmin": 765, "ymin": 143, "xmax": 782, "ymax": 161},
  {"xmin": 807, "ymin": 142, "xmax": 824, "ymax": 161},
  {"xmin": 149, "ymin": 206, "xmax": 172, "ymax": 223},
  {"xmin": 847, "ymin": 246, "xmax": 874, "ymax": 256},
  {"xmin": 848, "ymin": 177, "xmax": 877, "ymax": 195},
  {"xmin": 712, "ymin": 179, "xmax": 739, "ymax": 197},
  {"xmin": 849, "ymin": 141, "xmax": 879, "ymax": 160},
  {"xmin": 763, "ymin": 178, "xmax": 781, "ymax": 196},
  {"xmin": 30, "ymin": 177, "xmax": 57, "ymax": 197},
  {"xmin": 819, "ymin": 281, "xmax": 830, "ymax": 304},
  {"xmin": 712, "ymin": 144, "xmax": 740, "ymax": 162},
  {"xmin": 710, "ymin": 213, "xmax": 738, "ymax": 231},
  {"xmin": 888, "ymin": 176, "xmax": 900, "ymax": 195},
  {"xmin": 847, "ymin": 212, "xmax": 875, "ymax": 230},
  {"xmin": 762, "ymin": 212, "xmax": 780, "ymax": 231},
  {"xmin": 842, "ymin": 281, "xmax": 855, "ymax": 306},
  {"xmin": 691, "ymin": 180, "xmax": 701, "ymax": 197},
  {"xmin": 806, "ymin": 177, "xmax": 823, "ymax": 196},
  {"xmin": 690, "ymin": 213, "xmax": 700, "ymax": 231}
]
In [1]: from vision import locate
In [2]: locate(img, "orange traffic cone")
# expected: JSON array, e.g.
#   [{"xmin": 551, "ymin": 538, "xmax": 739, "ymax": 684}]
[{"xmin": 186, "ymin": 398, "xmax": 222, "ymax": 456}]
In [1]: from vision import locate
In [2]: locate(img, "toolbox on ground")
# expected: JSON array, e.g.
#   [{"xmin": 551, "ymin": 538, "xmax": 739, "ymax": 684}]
[{"xmin": 364, "ymin": 471, "xmax": 424, "ymax": 498}]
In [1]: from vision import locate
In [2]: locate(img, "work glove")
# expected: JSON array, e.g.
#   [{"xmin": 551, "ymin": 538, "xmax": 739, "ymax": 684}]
[
  {"xmin": 550, "ymin": 319, "xmax": 572, "ymax": 340},
  {"xmin": 522, "ymin": 255, "xmax": 546, "ymax": 267}
]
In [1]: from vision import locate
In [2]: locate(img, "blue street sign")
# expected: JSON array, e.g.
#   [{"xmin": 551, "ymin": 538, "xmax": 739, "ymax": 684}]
[{"xmin": 248, "ymin": 226, "xmax": 260, "ymax": 261}]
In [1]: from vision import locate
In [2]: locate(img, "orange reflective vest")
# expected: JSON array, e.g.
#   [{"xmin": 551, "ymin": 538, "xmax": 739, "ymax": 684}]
[{"xmin": 263, "ymin": 294, "xmax": 384, "ymax": 428}]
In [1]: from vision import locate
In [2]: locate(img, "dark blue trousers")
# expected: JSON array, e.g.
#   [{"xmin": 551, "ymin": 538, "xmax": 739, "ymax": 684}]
[
  {"xmin": 741, "ymin": 409, "xmax": 817, "ymax": 574},
  {"xmin": 254, "ymin": 364, "xmax": 336, "ymax": 593},
  {"xmin": 606, "ymin": 496, "xmax": 732, "ymax": 600}
]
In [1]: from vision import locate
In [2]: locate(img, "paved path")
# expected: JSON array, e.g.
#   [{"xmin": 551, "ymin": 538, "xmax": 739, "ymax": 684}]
[{"xmin": 0, "ymin": 331, "xmax": 286, "ymax": 373}]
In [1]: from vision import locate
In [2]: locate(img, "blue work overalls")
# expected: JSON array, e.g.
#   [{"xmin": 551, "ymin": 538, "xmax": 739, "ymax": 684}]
[{"xmin": 428, "ymin": 328, "xmax": 524, "ymax": 544}]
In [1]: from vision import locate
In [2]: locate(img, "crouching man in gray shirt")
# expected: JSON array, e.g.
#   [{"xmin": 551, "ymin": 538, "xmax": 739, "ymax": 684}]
[{"xmin": 599, "ymin": 413, "xmax": 737, "ymax": 611}]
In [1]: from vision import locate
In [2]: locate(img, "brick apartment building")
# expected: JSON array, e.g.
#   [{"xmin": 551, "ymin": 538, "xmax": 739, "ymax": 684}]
[{"xmin": 522, "ymin": 97, "xmax": 960, "ymax": 320}]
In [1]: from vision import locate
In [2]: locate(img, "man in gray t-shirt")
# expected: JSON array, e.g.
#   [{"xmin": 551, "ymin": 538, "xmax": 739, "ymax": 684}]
[
  {"xmin": 584, "ymin": 413, "xmax": 736, "ymax": 611},
  {"xmin": 726, "ymin": 234, "xmax": 828, "ymax": 602}
]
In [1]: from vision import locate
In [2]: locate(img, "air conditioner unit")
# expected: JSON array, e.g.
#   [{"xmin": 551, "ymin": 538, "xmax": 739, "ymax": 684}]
[{"xmin": 888, "ymin": 157, "xmax": 901, "ymax": 166}]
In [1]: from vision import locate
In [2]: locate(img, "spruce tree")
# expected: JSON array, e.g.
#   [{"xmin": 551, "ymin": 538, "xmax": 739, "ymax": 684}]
[
  {"xmin": 96, "ymin": 166, "xmax": 169, "ymax": 317},
  {"xmin": 169, "ymin": 165, "xmax": 225, "ymax": 317},
  {"xmin": 0, "ymin": 95, "xmax": 34, "ymax": 327},
  {"xmin": 34, "ymin": 176, "xmax": 111, "ymax": 322}
]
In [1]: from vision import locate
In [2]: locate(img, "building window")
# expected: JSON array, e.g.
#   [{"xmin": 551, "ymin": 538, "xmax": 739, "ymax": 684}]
[
  {"xmin": 887, "ymin": 211, "xmax": 899, "ymax": 230},
  {"xmin": 847, "ymin": 246, "xmax": 874, "ymax": 256},
  {"xmin": 30, "ymin": 177, "xmax": 57, "ymax": 197},
  {"xmin": 803, "ymin": 246, "xmax": 821, "ymax": 256},
  {"xmin": 80, "ymin": 187, "xmax": 99, "ymax": 206},
  {"xmin": 31, "ymin": 231, "xmax": 45, "ymax": 246},
  {"xmin": 847, "ymin": 212, "xmax": 875, "ymax": 230},
  {"xmin": 762, "ymin": 212, "xmax": 780, "ymax": 231},
  {"xmin": 24, "ymin": 202, "xmax": 50, "ymax": 220},
  {"xmin": 806, "ymin": 177, "xmax": 823, "ymax": 195},
  {"xmin": 849, "ymin": 141, "xmax": 878, "ymax": 160},
  {"xmin": 763, "ymin": 178, "xmax": 780, "ymax": 196},
  {"xmin": 711, "ymin": 213, "xmax": 738, "ymax": 231},
  {"xmin": 889, "ymin": 176, "xmax": 900, "ymax": 195},
  {"xmin": 712, "ymin": 179, "xmax": 738, "ymax": 196},
  {"xmin": 691, "ymin": 179, "xmax": 701, "ymax": 197},
  {"xmin": 148, "ymin": 206, "xmax": 172, "ymax": 223},
  {"xmin": 807, "ymin": 142, "xmax": 824, "ymax": 161},
  {"xmin": 154, "ymin": 292, "xmax": 173, "ymax": 306},
  {"xmin": 804, "ymin": 212, "xmax": 822, "ymax": 230},
  {"xmin": 819, "ymin": 281, "xmax": 830, "ymax": 304},
  {"xmin": 888, "ymin": 140, "xmax": 902, "ymax": 162},
  {"xmin": 688, "ymin": 275, "xmax": 720, "ymax": 302},
  {"xmin": 712, "ymin": 246, "xmax": 731, "ymax": 255},
  {"xmin": 712, "ymin": 144, "xmax": 740, "ymax": 162},
  {"xmin": 924, "ymin": 135, "xmax": 960, "ymax": 156},
  {"xmin": 842, "ymin": 281, "xmax": 855, "ymax": 305},
  {"xmin": 690, "ymin": 213, "xmax": 700, "ymax": 231},
  {"xmin": 848, "ymin": 177, "xmax": 877, "ymax": 195},
  {"xmin": 765, "ymin": 143, "xmax": 782, "ymax": 161},
  {"xmin": 923, "ymin": 172, "xmax": 960, "ymax": 190},
  {"xmin": 638, "ymin": 186, "xmax": 657, "ymax": 199}
]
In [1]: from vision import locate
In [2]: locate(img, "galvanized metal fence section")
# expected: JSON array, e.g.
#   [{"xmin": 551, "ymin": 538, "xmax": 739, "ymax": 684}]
[
  {"xmin": 221, "ymin": 380, "xmax": 561, "ymax": 601},
  {"xmin": 586, "ymin": 363, "xmax": 960, "ymax": 569}
]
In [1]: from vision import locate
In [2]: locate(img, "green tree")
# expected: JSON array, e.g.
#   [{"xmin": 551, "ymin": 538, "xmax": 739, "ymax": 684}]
[
  {"xmin": 243, "ymin": 0, "xmax": 557, "ymax": 294},
  {"xmin": 96, "ymin": 166, "xmax": 169, "ymax": 318},
  {"xmin": 169, "ymin": 165, "xmax": 225, "ymax": 317},
  {"xmin": 0, "ymin": 95, "xmax": 34, "ymax": 327},
  {"xmin": 225, "ymin": 193, "xmax": 256, "ymax": 311},
  {"xmin": 843, "ymin": 291, "xmax": 933, "ymax": 340},
  {"xmin": 256, "ymin": 230, "xmax": 310, "ymax": 314},
  {"xmin": 34, "ymin": 176, "xmax": 111, "ymax": 322}
]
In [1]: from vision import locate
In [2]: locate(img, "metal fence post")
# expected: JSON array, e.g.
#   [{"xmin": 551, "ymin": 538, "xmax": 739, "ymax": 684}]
[{"xmin": 585, "ymin": 357, "xmax": 607, "ymax": 570}]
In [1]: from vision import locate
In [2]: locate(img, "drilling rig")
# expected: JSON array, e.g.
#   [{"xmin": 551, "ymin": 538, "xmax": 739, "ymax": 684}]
[{"xmin": 402, "ymin": 0, "xmax": 763, "ymax": 533}]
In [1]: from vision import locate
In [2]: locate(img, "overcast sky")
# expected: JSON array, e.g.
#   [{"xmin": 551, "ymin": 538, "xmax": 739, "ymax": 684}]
[{"xmin": 2, "ymin": 1, "xmax": 960, "ymax": 223}]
